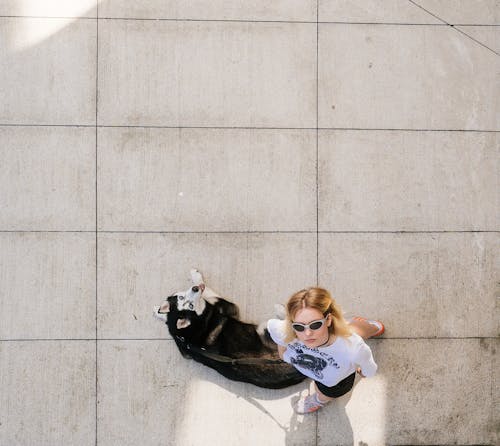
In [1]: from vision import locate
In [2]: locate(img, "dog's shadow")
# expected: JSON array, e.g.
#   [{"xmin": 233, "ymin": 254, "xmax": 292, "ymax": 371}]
[{"xmin": 180, "ymin": 356, "xmax": 355, "ymax": 445}]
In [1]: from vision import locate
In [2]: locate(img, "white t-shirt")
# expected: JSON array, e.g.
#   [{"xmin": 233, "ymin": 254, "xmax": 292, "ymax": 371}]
[{"xmin": 267, "ymin": 318, "xmax": 377, "ymax": 387}]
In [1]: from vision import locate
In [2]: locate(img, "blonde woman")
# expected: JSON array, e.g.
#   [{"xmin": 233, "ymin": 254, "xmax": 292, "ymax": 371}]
[{"xmin": 267, "ymin": 287, "xmax": 384, "ymax": 414}]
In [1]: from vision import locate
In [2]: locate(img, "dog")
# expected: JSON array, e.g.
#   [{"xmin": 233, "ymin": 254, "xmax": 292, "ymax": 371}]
[{"xmin": 153, "ymin": 269, "xmax": 304, "ymax": 389}]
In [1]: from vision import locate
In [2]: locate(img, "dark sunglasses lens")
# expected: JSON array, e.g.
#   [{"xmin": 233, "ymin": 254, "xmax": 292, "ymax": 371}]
[
  {"xmin": 292, "ymin": 324, "xmax": 305, "ymax": 332},
  {"xmin": 309, "ymin": 321, "xmax": 324, "ymax": 330}
]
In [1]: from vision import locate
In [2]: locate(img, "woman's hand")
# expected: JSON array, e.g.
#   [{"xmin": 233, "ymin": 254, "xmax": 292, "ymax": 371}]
[{"xmin": 356, "ymin": 367, "xmax": 366, "ymax": 378}]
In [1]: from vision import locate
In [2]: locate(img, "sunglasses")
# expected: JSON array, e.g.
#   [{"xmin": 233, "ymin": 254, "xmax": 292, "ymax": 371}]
[{"xmin": 291, "ymin": 317, "xmax": 328, "ymax": 332}]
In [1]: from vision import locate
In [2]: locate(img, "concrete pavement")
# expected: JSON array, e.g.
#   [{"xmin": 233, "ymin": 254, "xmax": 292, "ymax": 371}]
[{"xmin": 0, "ymin": 1, "xmax": 498, "ymax": 445}]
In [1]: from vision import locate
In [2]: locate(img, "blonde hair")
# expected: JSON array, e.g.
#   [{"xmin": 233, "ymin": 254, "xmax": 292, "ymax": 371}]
[{"xmin": 284, "ymin": 287, "xmax": 352, "ymax": 343}]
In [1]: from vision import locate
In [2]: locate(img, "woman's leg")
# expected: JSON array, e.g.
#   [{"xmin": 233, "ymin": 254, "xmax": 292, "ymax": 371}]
[
  {"xmin": 294, "ymin": 386, "xmax": 333, "ymax": 414},
  {"xmin": 295, "ymin": 375, "xmax": 356, "ymax": 414},
  {"xmin": 348, "ymin": 317, "xmax": 384, "ymax": 339},
  {"xmin": 314, "ymin": 383, "xmax": 334, "ymax": 404}
]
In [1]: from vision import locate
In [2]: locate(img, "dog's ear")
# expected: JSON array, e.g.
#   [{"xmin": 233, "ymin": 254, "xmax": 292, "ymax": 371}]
[
  {"xmin": 159, "ymin": 301, "xmax": 170, "ymax": 313},
  {"xmin": 177, "ymin": 318, "xmax": 191, "ymax": 329}
]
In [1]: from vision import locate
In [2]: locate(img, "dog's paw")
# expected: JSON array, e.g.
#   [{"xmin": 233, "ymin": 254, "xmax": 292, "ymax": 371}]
[
  {"xmin": 257, "ymin": 321, "xmax": 268, "ymax": 336},
  {"xmin": 190, "ymin": 268, "xmax": 204, "ymax": 285},
  {"xmin": 274, "ymin": 304, "xmax": 286, "ymax": 320},
  {"xmin": 153, "ymin": 306, "xmax": 167, "ymax": 322}
]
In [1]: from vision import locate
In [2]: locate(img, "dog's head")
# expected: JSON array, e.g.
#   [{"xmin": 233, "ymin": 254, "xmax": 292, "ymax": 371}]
[{"xmin": 155, "ymin": 284, "xmax": 206, "ymax": 332}]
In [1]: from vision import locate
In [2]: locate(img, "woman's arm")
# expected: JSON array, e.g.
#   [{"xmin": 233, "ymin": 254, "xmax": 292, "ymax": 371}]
[
  {"xmin": 277, "ymin": 344, "xmax": 286, "ymax": 360},
  {"xmin": 355, "ymin": 342, "xmax": 377, "ymax": 378}
]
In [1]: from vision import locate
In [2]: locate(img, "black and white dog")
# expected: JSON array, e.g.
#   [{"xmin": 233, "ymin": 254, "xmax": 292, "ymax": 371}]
[{"xmin": 154, "ymin": 270, "xmax": 304, "ymax": 389}]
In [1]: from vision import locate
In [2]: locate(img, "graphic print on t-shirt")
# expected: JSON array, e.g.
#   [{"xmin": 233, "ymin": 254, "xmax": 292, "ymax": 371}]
[{"xmin": 288, "ymin": 343, "xmax": 340, "ymax": 380}]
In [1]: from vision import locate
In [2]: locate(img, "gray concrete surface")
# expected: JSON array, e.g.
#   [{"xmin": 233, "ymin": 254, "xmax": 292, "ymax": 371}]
[{"xmin": 0, "ymin": 1, "xmax": 498, "ymax": 445}]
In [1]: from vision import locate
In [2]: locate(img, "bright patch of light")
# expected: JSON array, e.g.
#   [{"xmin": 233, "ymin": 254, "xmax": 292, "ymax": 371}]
[{"xmin": 9, "ymin": 0, "xmax": 97, "ymax": 51}]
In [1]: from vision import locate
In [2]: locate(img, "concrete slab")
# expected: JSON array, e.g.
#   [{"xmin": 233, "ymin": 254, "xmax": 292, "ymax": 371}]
[
  {"xmin": 417, "ymin": 0, "xmax": 500, "ymax": 24},
  {"xmin": 0, "ymin": 0, "xmax": 97, "ymax": 17},
  {"xmin": 317, "ymin": 338, "xmax": 499, "ymax": 445},
  {"xmin": 97, "ymin": 232, "xmax": 316, "ymax": 339},
  {"xmin": 0, "ymin": 233, "xmax": 96, "ymax": 340},
  {"xmin": 99, "ymin": 0, "xmax": 317, "ymax": 21},
  {"xmin": 97, "ymin": 340, "xmax": 183, "ymax": 446},
  {"xmin": 0, "ymin": 126, "xmax": 96, "ymax": 231},
  {"xmin": 97, "ymin": 340, "xmax": 315, "ymax": 446},
  {"xmin": 0, "ymin": 340, "xmax": 96, "ymax": 445},
  {"xmin": 319, "ymin": 0, "xmax": 441, "ymax": 24},
  {"xmin": 318, "ymin": 130, "xmax": 499, "ymax": 231},
  {"xmin": 97, "ymin": 20, "xmax": 316, "ymax": 127},
  {"xmin": 98, "ymin": 127, "xmax": 316, "ymax": 232},
  {"xmin": 318, "ymin": 232, "xmax": 499, "ymax": 338},
  {"xmin": 0, "ymin": 17, "xmax": 96, "ymax": 125},
  {"xmin": 457, "ymin": 25, "xmax": 500, "ymax": 54},
  {"xmin": 318, "ymin": 23, "xmax": 499, "ymax": 130}
]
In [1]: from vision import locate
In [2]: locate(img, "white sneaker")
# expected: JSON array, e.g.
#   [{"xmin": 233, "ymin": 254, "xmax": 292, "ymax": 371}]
[{"xmin": 294, "ymin": 394, "xmax": 325, "ymax": 414}]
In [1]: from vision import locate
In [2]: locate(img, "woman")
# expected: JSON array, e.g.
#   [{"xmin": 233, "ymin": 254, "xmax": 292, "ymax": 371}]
[{"xmin": 267, "ymin": 287, "xmax": 384, "ymax": 414}]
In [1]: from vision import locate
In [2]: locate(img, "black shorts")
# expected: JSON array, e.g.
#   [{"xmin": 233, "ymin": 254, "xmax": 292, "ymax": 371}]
[{"xmin": 315, "ymin": 372, "xmax": 356, "ymax": 398}]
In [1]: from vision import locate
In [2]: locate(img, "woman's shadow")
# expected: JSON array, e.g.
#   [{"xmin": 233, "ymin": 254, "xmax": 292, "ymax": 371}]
[{"xmin": 285, "ymin": 378, "xmax": 357, "ymax": 446}]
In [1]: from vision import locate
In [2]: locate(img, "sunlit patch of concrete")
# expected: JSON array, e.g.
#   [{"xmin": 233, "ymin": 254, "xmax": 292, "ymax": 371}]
[
  {"xmin": 7, "ymin": 0, "xmax": 98, "ymax": 51},
  {"xmin": 174, "ymin": 371, "xmax": 315, "ymax": 445}
]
